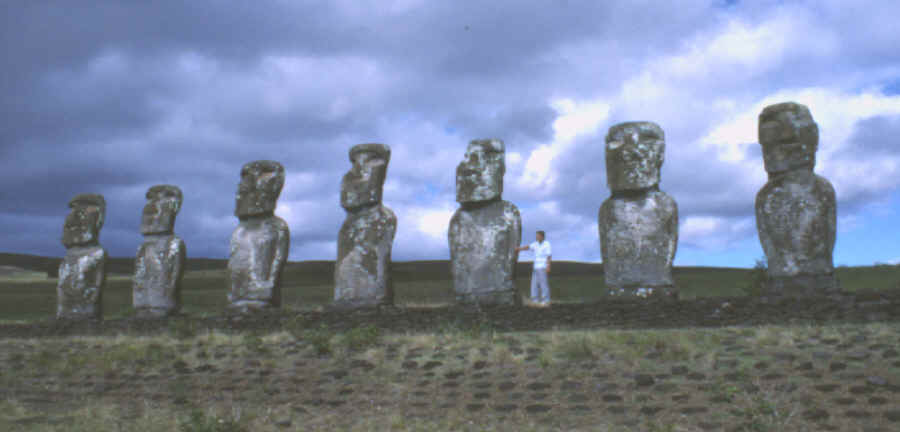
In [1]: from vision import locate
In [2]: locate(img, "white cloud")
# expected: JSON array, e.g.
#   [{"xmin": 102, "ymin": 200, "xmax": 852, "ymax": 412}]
[
  {"xmin": 680, "ymin": 216, "xmax": 756, "ymax": 250},
  {"xmin": 701, "ymin": 88, "xmax": 900, "ymax": 202},
  {"xmin": 389, "ymin": 204, "xmax": 456, "ymax": 260},
  {"xmin": 414, "ymin": 207, "xmax": 454, "ymax": 240},
  {"xmin": 518, "ymin": 98, "xmax": 610, "ymax": 191}
]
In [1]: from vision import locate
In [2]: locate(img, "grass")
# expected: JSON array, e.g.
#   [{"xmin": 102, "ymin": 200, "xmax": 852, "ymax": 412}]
[{"xmin": 2, "ymin": 322, "xmax": 899, "ymax": 431}]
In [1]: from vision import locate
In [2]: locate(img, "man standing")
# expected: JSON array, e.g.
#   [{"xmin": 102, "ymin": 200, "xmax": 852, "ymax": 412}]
[{"xmin": 517, "ymin": 230, "xmax": 552, "ymax": 306}]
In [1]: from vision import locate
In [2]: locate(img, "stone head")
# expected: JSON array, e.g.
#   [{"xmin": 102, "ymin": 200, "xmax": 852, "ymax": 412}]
[
  {"xmin": 235, "ymin": 160, "xmax": 285, "ymax": 219},
  {"xmin": 758, "ymin": 102, "xmax": 819, "ymax": 175},
  {"xmin": 141, "ymin": 185, "xmax": 183, "ymax": 235},
  {"xmin": 605, "ymin": 122, "xmax": 665, "ymax": 192},
  {"xmin": 341, "ymin": 143, "xmax": 391, "ymax": 211},
  {"xmin": 456, "ymin": 139, "xmax": 505, "ymax": 204},
  {"xmin": 62, "ymin": 193, "xmax": 106, "ymax": 248}
]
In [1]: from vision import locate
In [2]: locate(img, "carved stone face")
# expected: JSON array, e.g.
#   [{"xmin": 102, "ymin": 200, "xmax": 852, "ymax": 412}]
[
  {"xmin": 759, "ymin": 102, "xmax": 819, "ymax": 175},
  {"xmin": 62, "ymin": 194, "xmax": 105, "ymax": 248},
  {"xmin": 605, "ymin": 122, "xmax": 665, "ymax": 192},
  {"xmin": 141, "ymin": 185, "xmax": 183, "ymax": 235},
  {"xmin": 456, "ymin": 139, "xmax": 505, "ymax": 204},
  {"xmin": 235, "ymin": 160, "xmax": 285, "ymax": 219},
  {"xmin": 341, "ymin": 143, "xmax": 391, "ymax": 211}
]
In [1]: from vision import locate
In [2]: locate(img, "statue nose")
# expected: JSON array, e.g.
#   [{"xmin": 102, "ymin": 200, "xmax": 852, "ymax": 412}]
[{"xmin": 778, "ymin": 127, "xmax": 797, "ymax": 141}]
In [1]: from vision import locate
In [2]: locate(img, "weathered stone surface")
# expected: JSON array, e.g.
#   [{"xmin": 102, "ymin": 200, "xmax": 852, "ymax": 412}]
[
  {"xmin": 599, "ymin": 122, "xmax": 678, "ymax": 298},
  {"xmin": 755, "ymin": 102, "xmax": 837, "ymax": 296},
  {"xmin": 58, "ymin": 193, "xmax": 107, "ymax": 320},
  {"xmin": 133, "ymin": 185, "xmax": 185, "ymax": 318},
  {"xmin": 335, "ymin": 143, "xmax": 397, "ymax": 308},
  {"xmin": 457, "ymin": 139, "xmax": 505, "ymax": 204},
  {"xmin": 228, "ymin": 161, "xmax": 290, "ymax": 311},
  {"xmin": 605, "ymin": 122, "xmax": 665, "ymax": 191},
  {"xmin": 599, "ymin": 191, "xmax": 678, "ymax": 296},
  {"xmin": 449, "ymin": 139, "xmax": 522, "ymax": 305}
]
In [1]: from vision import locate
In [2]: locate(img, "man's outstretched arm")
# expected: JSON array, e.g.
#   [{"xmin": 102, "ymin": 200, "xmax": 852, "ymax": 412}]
[{"xmin": 515, "ymin": 245, "xmax": 530, "ymax": 252}]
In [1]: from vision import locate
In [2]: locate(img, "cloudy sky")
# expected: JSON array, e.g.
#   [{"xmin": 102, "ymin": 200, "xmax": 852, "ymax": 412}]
[{"xmin": 3, "ymin": 0, "xmax": 900, "ymax": 267}]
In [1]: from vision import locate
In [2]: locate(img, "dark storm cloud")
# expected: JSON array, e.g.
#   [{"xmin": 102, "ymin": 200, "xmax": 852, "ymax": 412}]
[
  {"xmin": 5, "ymin": 0, "xmax": 900, "ymax": 265},
  {"xmin": 829, "ymin": 114, "xmax": 900, "ymax": 212},
  {"xmin": 447, "ymin": 105, "xmax": 557, "ymax": 144},
  {"xmin": 839, "ymin": 115, "xmax": 900, "ymax": 157}
]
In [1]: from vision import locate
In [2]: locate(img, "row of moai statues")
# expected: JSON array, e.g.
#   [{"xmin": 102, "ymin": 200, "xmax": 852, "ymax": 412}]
[{"xmin": 55, "ymin": 101, "xmax": 837, "ymax": 319}]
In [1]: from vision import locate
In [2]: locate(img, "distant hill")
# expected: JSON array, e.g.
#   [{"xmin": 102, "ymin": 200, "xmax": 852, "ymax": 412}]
[
  {"xmin": 0, "ymin": 252, "xmax": 609, "ymax": 278},
  {"xmin": 0, "ymin": 252, "xmax": 228, "ymax": 277},
  {"xmin": 0, "ymin": 251, "xmax": 758, "ymax": 280}
]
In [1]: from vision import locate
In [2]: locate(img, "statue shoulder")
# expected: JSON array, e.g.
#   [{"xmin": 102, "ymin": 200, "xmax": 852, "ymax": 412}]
[
  {"xmin": 501, "ymin": 200, "xmax": 521, "ymax": 218},
  {"xmin": 269, "ymin": 215, "xmax": 291, "ymax": 234},
  {"xmin": 813, "ymin": 173, "xmax": 836, "ymax": 197},
  {"xmin": 380, "ymin": 205, "xmax": 397, "ymax": 223},
  {"xmin": 651, "ymin": 190, "xmax": 678, "ymax": 212}
]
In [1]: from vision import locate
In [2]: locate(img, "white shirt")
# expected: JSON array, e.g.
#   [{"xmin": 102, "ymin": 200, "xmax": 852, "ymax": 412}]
[{"xmin": 527, "ymin": 240, "xmax": 552, "ymax": 270}]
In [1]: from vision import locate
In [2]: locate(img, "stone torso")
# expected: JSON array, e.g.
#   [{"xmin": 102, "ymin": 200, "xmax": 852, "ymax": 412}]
[
  {"xmin": 227, "ymin": 216, "xmax": 289, "ymax": 306},
  {"xmin": 57, "ymin": 245, "xmax": 107, "ymax": 319},
  {"xmin": 756, "ymin": 171, "xmax": 836, "ymax": 277},
  {"xmin": 599, "ymin": 190, "xmax": 678, "ymax": 293},
  {"xmin": 335, "ymin": 205, "xmax": 397, "ymax": 306},
  {"xmin": 449, "ymin": 200, "xmax": 521, "ymax": 304},
  {"xmin": 133, "ymin": 234, "xmax": 185, "ymax": 314}
]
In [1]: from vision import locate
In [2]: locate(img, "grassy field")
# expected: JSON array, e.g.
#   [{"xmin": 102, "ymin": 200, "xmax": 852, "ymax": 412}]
[
  {"xmin": 2, "ymin": 321, "xmax": 899, "ymax": 431},
  {"xmin": 3, "ymin": 254, "xmax": 900, "ymax": 431},
  {"xmin": 2, "ymin": 252, "xmax": 900, "ymax": 322}
]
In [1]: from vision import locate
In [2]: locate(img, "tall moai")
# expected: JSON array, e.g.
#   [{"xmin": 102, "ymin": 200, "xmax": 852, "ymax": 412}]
[
  {"xmin": 57, "ymin": 193, "xmax": 108, "ymax": 319},
  {"xmin": 598, "ymin": 122, "xmax": 679, "ymax": 298},
  {"xmin": 449, "ymin": 139, "xmax": 522, "ymax": 305},
  {"xmin": 334, "ymin": 144, "xmax": 397, "ymax": 308},
  {"xmin": 755, "ymin": 102, "xmax": 837, "ymax": 296},
  {"xmin": 227, "ymin": 160, "xmax": 290, "ymax": 312},
  {"xmin": 133, "ymin": 185, "xmax": 186, "ymax": 318}
]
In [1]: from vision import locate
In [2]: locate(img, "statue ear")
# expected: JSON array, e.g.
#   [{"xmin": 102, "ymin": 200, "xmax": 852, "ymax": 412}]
[{"xmin": 91, "ymin": 205, "xmax": 105, "ymax": 231}]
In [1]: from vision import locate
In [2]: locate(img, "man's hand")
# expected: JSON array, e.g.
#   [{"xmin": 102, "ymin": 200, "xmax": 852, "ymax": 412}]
[{"xmin": 545, "ymin": 265, "xmax": 551, "ymax": 274}]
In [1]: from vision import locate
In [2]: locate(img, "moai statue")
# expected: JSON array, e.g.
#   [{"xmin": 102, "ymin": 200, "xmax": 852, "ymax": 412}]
[
  {"xmin": 227, "ymin": 160, "xmax": 290, "ymax": 312},
  {"xmin": 58, "ymin": 193, "xmax": 108, "ymax": 319},
  {"xmin": 598, "ymin": 122, "xmax": 679, "ymax": 298},
  {"xmin": 334, "ymin": 144, "xmax": 397, "ymax": 308},
  {"xmin": 755, "ymin": 102, "xmax": 837, "ymax": 296},
  {"xmin": 133, "ymin": 185, "xmax": 186, "ymax": 318},
  {"xmin": 449, "ymin": 139, "xmax": 522, "ymax": 305}
]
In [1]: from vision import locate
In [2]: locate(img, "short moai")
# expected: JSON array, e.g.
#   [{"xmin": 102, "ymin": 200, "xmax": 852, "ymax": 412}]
[
  {"xmin": 755, "ymin": 102, "xmax": 838, "ymax": 297},
  {"xmin": 57, "ymin": 193, "xmax": 108, "ymax": 319},
  {"xmin": 227, "ymin": 160, "xmax": 290, "ymax": 312},
  {"xmin": 133, "ymin": 185, "xmax": 186, "ymax": 318},
  {"xmin": 449, "ymin": 139, "xmax": 522, "ymax": 306},
  {"xmin": 334, "ymin": 144, "xmax": 397, "ymax": 308},
  {"xmin": 598, "ymin": 122, "xmax": 679, "ymax": 298}
]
